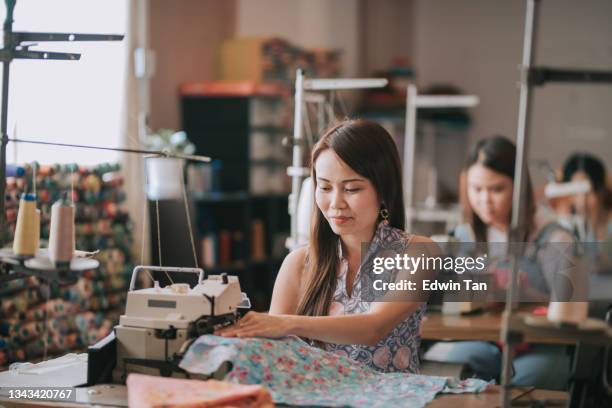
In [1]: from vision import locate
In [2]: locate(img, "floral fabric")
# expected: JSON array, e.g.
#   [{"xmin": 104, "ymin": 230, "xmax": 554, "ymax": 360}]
[
  {"xmin": 180, "ymin": 335, "xmax": 490, "ymax": 408},
  {"xmin": 325, "ymin": 221, "xmax": 426, "ymax": 373}
]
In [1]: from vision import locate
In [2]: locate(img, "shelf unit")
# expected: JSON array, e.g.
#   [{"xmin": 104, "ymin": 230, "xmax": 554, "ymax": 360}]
[{"xmin": 149, "ymin": 81, "xmax": 291, "ymax": 311}]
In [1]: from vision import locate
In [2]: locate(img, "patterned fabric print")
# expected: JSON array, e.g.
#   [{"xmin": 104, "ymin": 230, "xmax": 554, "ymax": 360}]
[
  {"xmin": 180, "ymin": 335, "xmax": 490, "ymax": 408},
  {"xmin": 325, "ymin": 221, "xmax": 426, "ymax": 373}
]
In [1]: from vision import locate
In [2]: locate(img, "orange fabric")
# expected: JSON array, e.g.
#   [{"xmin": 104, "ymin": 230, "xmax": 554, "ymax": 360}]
[{"xmin": 127, "ymin": 373, "xmax": 274, "ymax": 408}]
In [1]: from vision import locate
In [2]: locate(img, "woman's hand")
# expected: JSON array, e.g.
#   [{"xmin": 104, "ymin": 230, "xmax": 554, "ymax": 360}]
[{"xmin": 214, "ymin": 311, "xmax": 293, "ymax": 339}]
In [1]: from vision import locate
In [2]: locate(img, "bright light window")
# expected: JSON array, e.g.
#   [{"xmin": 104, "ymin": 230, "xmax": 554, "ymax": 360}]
[{"xmin": 0, "ymin": 0, "xmax": 128, "ymax": 165}]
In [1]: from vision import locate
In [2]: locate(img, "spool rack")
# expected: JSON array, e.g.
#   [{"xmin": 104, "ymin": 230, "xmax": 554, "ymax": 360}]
[{"xmin": 0, "ymin": 0, "xmax": 123, "ymax": 283}]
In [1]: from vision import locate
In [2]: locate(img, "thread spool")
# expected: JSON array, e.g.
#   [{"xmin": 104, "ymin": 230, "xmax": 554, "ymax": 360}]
[
  {"xmin": 547, "ymin": 302, "xmax": 588, "ymax": 325},
  {"xmin": 145, "ymin": 157, "xmax": 183, "ymax": 200},
  {"xmin": 13, "ymin": 194, "xmax": 39, "ymax": 257},
  {"xmin": 546, "ymin": 261, "xmax": 589, "ymax": 325},
  {"xmin": 6, "ymin": 165, "xmax": 25, "ymax": 178},
  {"xmin": 48, "ymin": 197, "xmax": 75, "ymax": 268},
  {"xmin": 33, "ymin": 209, "xmax": 41, "ymax": 253}
]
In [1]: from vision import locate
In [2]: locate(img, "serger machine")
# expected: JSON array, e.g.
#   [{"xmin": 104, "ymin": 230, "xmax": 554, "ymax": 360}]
[{"xmin": 87, "ymin": 265, "xmax": 250, "ymax": 384}]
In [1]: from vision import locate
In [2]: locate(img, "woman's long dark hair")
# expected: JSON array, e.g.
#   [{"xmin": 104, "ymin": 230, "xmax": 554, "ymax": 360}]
[
  {"xmin": 562, "ymin": 152, "xmax": 612, "ymax": 210},
  {"xmin": 462, "ymin": 135, "xmax": 535, "ymax": 242},
  {"xmin": 296, "ymin": 119, "xmax": 405, "ymax": 317}
]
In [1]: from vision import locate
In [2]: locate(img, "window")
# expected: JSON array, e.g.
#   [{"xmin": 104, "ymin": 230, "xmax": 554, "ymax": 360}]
[{"xmin": 0, "ymin": 0, "xmax": 128, "ymax": 165}]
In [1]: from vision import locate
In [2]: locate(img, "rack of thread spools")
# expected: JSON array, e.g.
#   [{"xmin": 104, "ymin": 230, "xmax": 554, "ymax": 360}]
[{"xmin": 0, "ymin": 162, "xmax": 134, "ymax": 368}]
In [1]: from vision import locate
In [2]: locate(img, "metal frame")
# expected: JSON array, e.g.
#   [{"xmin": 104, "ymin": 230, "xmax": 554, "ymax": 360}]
[
  {"xmin": 500, "ymin": 1, "xmax": 612, "ymax": 406},
  {"xmin": 286, "ymin": 69, "xmax": 388, "ymax": 249},
  {"xmin": 403, "ymin": 83, "xmax": 479, "ymax": 232}
]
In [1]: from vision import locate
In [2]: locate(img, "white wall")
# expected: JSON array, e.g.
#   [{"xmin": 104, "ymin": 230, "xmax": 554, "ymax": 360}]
[
  {"xmin": 236, "ymin": 0, "xmax": 360, "ymax": 77},
  {"xmin": 413, "ymin": 0, "xmax": 612, "ymax": 180}
]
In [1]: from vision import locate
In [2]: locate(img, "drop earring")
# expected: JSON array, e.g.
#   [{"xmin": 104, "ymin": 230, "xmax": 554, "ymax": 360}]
[{"xmin": 380, "ymin": 207, "xmax": 390, "ymax": 225}]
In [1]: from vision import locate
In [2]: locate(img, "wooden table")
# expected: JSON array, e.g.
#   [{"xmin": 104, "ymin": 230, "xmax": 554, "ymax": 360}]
[
  {"xmin": 421, "ymin": 307, "xmax": 579, "ymax": 345},
  {"xmin": 429, "ymin": 385, "xmax": 567, "ymax": 407},
  {"xmin": 0, "ymin": 384, "xmax": 567, "ymax": 408}
]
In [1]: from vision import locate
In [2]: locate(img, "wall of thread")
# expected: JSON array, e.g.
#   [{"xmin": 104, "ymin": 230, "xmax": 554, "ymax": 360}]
[
  {"xmin": 146, "ymin": 82, "xmax": 291, "ymax": 311},
  {"xmin": 0, "ymin": 163, "xmax": 133, "ymax": 368}
]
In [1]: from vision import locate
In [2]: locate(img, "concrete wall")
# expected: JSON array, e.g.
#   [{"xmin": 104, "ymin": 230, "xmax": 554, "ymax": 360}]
[{"xmin": 413, "ymin": 0, "xmax": 612, "ymax": 180}]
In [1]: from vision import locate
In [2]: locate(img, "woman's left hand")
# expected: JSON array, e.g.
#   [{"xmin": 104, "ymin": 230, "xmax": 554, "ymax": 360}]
[{"xmin": 214, "ymin": 311, "xmax": 293, "ymax": 338}]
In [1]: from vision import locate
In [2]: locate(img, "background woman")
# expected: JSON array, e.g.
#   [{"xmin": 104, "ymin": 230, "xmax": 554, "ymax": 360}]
[
  {"xmin": 561, "ymin": 152, "xmax": 612, "ymax": 242},
  {"xmin": 426, "ymin": 135, "xmax": 575, "ymax": 390}
]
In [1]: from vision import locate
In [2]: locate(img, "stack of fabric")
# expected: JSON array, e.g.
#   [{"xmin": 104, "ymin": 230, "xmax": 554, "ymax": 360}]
[{"xmin": 0, "ymin": 163, "xmax": 133, "ymax": 368}]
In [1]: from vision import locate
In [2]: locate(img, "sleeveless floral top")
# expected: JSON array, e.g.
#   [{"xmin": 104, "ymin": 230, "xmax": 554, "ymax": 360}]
[{"xmin": 324, "ymin": 222, "xmax": 426, "ymax": 373}]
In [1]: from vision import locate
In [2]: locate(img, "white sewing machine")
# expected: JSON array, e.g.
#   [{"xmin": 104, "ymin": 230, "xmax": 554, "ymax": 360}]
[{"xmin": 88, "ymin": 265, "xmax": 250, "ymax": 384}]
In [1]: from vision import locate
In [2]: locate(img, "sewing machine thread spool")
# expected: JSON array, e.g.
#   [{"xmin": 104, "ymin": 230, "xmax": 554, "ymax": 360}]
[
  {"xmin": 13, "ymin": 193, "xmax": 39, "ymax": 257},
  {"xmin": 547, "ymin": 302, "xmax": 588, "ymax": 325},
  {"xmin": 33, "ymin": 209, "xmax": 41, "ymax": 252},
  {"xmin": 547, "ymin": 255, "xmax": 589, "ymax": 325},
  {"xmin": 145, "ymin": 157, "xmax": 183, "ymax": 200},
  {"xmin": 48, "ymin": 196, "xmax": 75, "ymax": 268}
]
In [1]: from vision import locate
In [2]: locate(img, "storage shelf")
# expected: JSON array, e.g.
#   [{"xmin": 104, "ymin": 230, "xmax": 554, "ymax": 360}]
[
  {"xmin": 250, "ymin": 125, "xmax": 291, "ymax": 134},
  {"xmin": 203, "ymin": 257, "xmax": 285, "ymax": 275},
  {"xmin": 249, "ymin": 159, "xmax": 288, "ymax": 167},
  {"xmin": 190, "ymin": 191, "xmax": 249, "ymax": 202},
  {"xmin": 191, "ymin": 191, "xmax": 289, "ymax": 202},
  {"xmin": 177, "ymin": 92, "xmax": 291, "ymax": 311}
]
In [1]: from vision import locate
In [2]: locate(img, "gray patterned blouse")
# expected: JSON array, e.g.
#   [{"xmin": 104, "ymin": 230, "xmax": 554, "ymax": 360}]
[{"xmin": 324, "ymin": 222, "xmax": 426, "ymax": 373}]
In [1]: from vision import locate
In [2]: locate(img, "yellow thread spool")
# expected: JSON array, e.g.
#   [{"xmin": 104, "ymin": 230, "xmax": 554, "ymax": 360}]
[
  {"xmin": 49, "ymin": 198, "xmax": 75, "ymax": 267},
  {"xmin": 33, "ymin": 209, "xmax": 41, "ymax": 253},
  {"xmin": 13, "ymin": 193, "xmax": 38, "ymax": 257}
]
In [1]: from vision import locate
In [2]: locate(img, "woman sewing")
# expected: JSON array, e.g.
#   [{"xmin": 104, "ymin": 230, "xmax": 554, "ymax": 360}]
[
  {"xmin": 216, "ymin": 119, "xmax": 435, "ymax": 373},
  {"xmin": 426, "ymin": 135, "xmax": 575, "ymax": 390},
  {"xmin": 560, "ymin": 152, "xmax": 612, "ymax": 242}
]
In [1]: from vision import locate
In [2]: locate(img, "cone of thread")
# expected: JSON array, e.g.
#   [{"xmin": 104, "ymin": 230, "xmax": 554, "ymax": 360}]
[
  {"xmin": 33, "ymin": 209, "xmax": 41, "ymax": 253},
  {"xmin": 49, "ymin": 198, "xmax": 75, "ymax": 267},
  {"xmin": 12, "ymin": 194, "xmax": 38, "ymax": 257}
]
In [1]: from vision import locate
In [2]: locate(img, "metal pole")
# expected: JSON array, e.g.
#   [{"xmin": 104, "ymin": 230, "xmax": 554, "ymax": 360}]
[
  {"xmin": 135, "ymin": 0, "xmax": 151, "ymax": 144},
  {"xmin": 0, "ymin": 0, "xmax": 16, "ymax": 246},
  {"xmin": 289, "ymin": 69, "xmax": 304, "ymax": 248},
  {"xmin": 501, "ymin": 0, "xmax": 540, "ymax": 406},
  {"xmin": 403, "ymin": 84, "xmax": 417, "ymax": 231}
]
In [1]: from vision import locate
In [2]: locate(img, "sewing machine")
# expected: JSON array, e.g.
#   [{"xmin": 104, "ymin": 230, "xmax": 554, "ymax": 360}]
[{"xmin": 88, "ymin": 265, "xmax": 250, "ymax": 384}]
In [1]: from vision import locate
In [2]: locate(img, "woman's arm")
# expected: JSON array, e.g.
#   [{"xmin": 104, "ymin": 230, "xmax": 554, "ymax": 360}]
[
  {"xmin": 217, "ymin": 236, "xmax": 436, "ymax": 346},
  {"xmin": 288, "ymin": 301, "xmax": 422, "ymax": 345},
  {"xmin": 267, "ymin": 246, "xmax": 307, "ymax": 315},
  {"xmin": 216, "ymin": 302, "xmax": 422, "ymax": 346}
]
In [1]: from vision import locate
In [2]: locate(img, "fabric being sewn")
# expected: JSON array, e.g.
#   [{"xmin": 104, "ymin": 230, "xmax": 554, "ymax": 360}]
[{"xmin": 180, "ymin": 335, "xmax": 490, "ymax": 408}]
